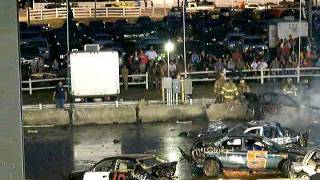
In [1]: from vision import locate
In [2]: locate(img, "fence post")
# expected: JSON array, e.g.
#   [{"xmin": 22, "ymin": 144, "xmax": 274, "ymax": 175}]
[
  {"xmin": 260, "ymin": 69, "xmax": 264, "ymax": 84},
  {"xmin": 28, "ymin": 78, "xmax": 32, "ymax": 95},
  {"xmin": 106, "ymin": 7, "xmax": 108, "ymax": 17},
  {"xmin": 56, "ymin": 8, "xmax": 58, "ymax": 18},
  {"xmin": 123, "ymin": 8, "xmax": 125, "ymax": 17},
  {"xmin": 145, "ymin": 72, "xmax": 149, "ymax": 90},
  {"xmin": 40, "ymin": 9, "xmax": 43, "ymax": 20},
  {"xmin": 297, "ymin": 67, "xmax": 301, "ymax": 83},
  {"xmin": 89, "ymin": 8, "xmax": 92, "ymax": 17},
  {"xmin": 139, "ymin": 7, "xmax": 142, "ymax": 16}
]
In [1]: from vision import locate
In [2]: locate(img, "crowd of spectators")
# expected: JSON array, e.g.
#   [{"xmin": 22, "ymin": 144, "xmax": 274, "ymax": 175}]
[{"xmin": 121, "ymin": 36, "xmax": 319, "ymax": 89}]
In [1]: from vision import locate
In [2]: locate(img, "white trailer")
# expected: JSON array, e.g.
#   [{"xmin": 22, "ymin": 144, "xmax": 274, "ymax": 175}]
[
  {"xmin": 70, "ymin": 45, "xmax": 120, "ymax": 98},
  {"xmin": 269, "ymin": 20, "xmax": 308, "ymax": 48}
]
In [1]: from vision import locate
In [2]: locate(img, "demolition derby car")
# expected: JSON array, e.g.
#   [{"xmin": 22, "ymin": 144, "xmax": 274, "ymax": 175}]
[
  {"xmin": 64, "ymin": 154, "xmax": 177, "ymax": 180},
  {"xmin": 180, "ymin": 135, "xmax": 297, "ymax": 177},
  {"xmin": 189, "ymin": 121, "xmax": 309, "ymax": 148},
  {"xmin": 289, "ymin": 149, "xmax": 320, "ymax": 178}
]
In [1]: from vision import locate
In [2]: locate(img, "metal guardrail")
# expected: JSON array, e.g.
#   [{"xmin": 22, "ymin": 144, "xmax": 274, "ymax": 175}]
[
  {"xmin": 22, "ymin": 73, "xmax": 148, "ymax": 95},
  {"xmin": 28, "ymin": 7, "xmax": 155, "ymax": 20}
]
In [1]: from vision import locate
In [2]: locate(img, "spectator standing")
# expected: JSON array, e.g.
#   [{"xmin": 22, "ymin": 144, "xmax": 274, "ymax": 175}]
[
  {"xmin": 138, "ymin": 50, "xmax": 149, "ymax": 73},
  {"xmin": 52, "ymin": 59, "xmax": 59, "ymax": 74},
  {"xmin": 235, "ymin": 58, "xmax": 245, "ymax": 78},
  {"xmin": 169, "ymin": 60, "xmax": 177, "ymax": 78},
  {"xmin": 145, "ymin": 46, "xmax": 158, "ymax": 61},
  {"xmin": 214, "ymin": 58, "xmax": 224, "ymax": 76},
  {"xmin": 200, "ymin": 50, "xmax": 207, "ymax": 70},
  {"xmin": 270, "ymin": 57, "xmax": 280, "ymax": 81},
  {"xmin": 121, "ymin": 65, "xmax": 129, "ymax": 90},
  {"xmin": 53, "ymin": 81, "xmax": 67, "ymax": 109},
  {"xmin": 191, "ymin": 51, "xmax": 200, "ymax": 71}
]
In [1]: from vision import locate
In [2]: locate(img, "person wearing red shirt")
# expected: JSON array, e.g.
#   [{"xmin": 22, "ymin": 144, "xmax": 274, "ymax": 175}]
[{"xmin": 138, "ymin": 50, "xmax": 149, "ymax": 73}]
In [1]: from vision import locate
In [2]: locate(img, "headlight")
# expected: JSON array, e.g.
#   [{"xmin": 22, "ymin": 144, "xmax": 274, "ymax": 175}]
[
  {"xmin": 60, "ymin": 55, "xmax": 65, "ymax": 59},
  {"xmin": 230, "ymin": 43, "xmax": 235, "ymax": 47},
  {"xmin": 45, "ymin": 50, "xmax": 49, "ymax": 54}
]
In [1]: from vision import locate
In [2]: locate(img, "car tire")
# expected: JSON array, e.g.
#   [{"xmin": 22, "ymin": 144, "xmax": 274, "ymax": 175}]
[
  {"xmin": 297, "ymin": 172, "xmax": 309, "ymax": 178},
  {"xmin": 280, "ymin": 160, "xmax": 291, "ymax": 177},
  {"xmin": 203, "ymin": 159, "xmax": 220, "ymax": 177}
]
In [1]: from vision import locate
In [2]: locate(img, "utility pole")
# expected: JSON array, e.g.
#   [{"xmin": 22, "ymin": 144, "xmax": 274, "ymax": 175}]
[{"xmin": 182, "ymin": 0, "xmax": 187, "ymax": 78}]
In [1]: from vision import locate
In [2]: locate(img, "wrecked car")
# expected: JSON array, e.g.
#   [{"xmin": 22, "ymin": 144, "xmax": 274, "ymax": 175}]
[
  {"xmin": 64, "ymin": 154, "xmax": 177, "ymax": 180},
  {"xmin": 194, "ymin": 121, "xmax": 309, "ymax": 148},
  {"xmin": 180, "ymin": 135, "xmax": 294, "ymax": 177},
  {"xmin": 289, "ymin": 149, "xmax": 320, "ymax": 178}
]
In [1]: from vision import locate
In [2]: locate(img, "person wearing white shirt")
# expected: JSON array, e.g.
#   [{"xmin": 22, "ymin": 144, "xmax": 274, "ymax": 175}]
[{"xmin": 145, "ymin": 46, "xmax": 158, "ymax": 60}]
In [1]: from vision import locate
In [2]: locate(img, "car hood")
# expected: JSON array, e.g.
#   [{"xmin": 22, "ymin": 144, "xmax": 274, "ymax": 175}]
[
  {"xmin": 149, "ymin": 161, "xmax": 178, "ymax": 178},
  {"xmin": 63, "ymin": 170, "xmax": 86, "ymax": 180}
]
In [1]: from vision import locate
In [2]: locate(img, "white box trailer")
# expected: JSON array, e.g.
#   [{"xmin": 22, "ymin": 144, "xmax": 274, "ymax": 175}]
[
  {"xmin": 268, "ymin": 20, "xmax": 308, "ymax": 48},
  {"xmin": 70, "ymin": 46, "xmax": 120, "ymax": 97}
]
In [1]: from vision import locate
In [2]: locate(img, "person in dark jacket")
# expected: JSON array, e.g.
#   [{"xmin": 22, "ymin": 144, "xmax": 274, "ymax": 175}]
[{"xmin": 53, "ymin": 81, "xmax": 67, "ymax": 108}]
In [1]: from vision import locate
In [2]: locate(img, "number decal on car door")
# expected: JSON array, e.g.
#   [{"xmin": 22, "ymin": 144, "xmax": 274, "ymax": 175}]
[{"xmin": 247, "ymin": 151, "xmax": 267, "ymax": 169}]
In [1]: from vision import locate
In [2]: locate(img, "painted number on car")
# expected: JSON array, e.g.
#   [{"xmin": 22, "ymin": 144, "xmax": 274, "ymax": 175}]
[{"xmin": 247, "ymin": 151, "xmax": 267, "ymax": 169}]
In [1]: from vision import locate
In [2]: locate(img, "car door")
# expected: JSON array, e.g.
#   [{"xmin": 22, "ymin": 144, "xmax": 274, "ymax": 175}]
[
  {"xmin": 83, "ymin": 158, "xmax": 115, "ymax": 180},
  {"xmin": 218, "ymin": 137, "xmax": 247, "ymax": 169},
  {"xmin": 243, "ymin": 138, "xmax": 268, "ymax": 171}
]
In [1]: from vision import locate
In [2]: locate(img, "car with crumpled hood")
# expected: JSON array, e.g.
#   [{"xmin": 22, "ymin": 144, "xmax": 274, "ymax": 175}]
[{"xmin": 180, "ymin": 134, "xmax": 302, "ymax": 178}]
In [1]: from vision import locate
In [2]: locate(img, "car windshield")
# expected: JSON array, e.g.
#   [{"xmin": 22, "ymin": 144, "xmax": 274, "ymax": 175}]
[
  {"xmin": 138, "ymin": 157, "xmax": 162, "ymax": 168},
  {"xmin": 229, "ymin": 36, "xmax": 242, "ymax": 41},
  {"xmin": 94, "ymin": 35, "xmax": 111, "ymax": 41},
  {"xmin": 21, "ymin": 47, "xmax": 39, "ymax": 57},
  {"xmin": 263, "ymin": 137, "xmax": 286, "ymax": 152},
  {"xmin": 28, "ymin": 40, "xmax": 47, "ymax": 48},
  {"xmin": 244, "ymin": 38, "xmax": 264, "ymax": 44}
]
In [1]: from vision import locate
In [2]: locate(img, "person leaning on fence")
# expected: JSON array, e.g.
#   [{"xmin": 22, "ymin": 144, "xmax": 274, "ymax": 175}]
[
  {"xmin": 214, "ymin": 72, "xmax": 225, "ymax": 103},
  {"xmin": 53, "ymin": 81, "xmax": 67, "ymax": 109},
  {"xmin": 221, "ymin": 77, "xmax": 239, "ymax": 103},
  {"xmin": 121, "ymin": 65, "xmax": 129, "ymax": 90}
]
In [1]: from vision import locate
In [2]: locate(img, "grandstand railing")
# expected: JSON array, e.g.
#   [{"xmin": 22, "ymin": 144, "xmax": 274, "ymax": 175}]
[
  {"xmin": 28, "ymin": 7, "xmax": 156, "ymax": 20},
  {"xmin": 21, "ymin": 67, "xmax": 320, "ymax": 95},
  {"xmin": 22, "ymin": 73, "xmax": 149, "ymax": 95}
]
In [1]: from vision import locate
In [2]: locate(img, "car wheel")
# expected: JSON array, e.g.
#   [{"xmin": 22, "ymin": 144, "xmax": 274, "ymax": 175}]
[
  {"xmin": 280, "ymin": 160, "xmax": 291, "ymax": 177},
  {"xmin": 203, "ymin": 159, "xmax": 220, "ymax": 177},
  {"xmin": 297, "ymin": 172, "xmax": 309, "ymax": 178}
]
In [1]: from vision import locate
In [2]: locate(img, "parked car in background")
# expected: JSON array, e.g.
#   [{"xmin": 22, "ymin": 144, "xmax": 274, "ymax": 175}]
[
  {"xmin": 25, "ymin": 38, "xmax": 51, "ymax": 60},
  {"xmin": 223, "ymin": 33, "xmax": 245, "ymax": 50},
  {"xmin": 241, "ymin": 35, "xmax": 268, "ymax": 53}
]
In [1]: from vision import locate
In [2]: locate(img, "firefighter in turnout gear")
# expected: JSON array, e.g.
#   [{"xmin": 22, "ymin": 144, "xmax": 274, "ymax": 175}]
[
  {"xmin": 221, "ymin": 78, "xmax": 239, "ymax": 102},
  {"xmin": 282, "ymin": 78, "xmax": 297, "ymax": 96},
  {"xmin": 214, "ymin": 72, "xmax": 225, "ymax": 103},
  {"xmin": 238, "ymin": 79, "xmax": 250, "ymax": 94},
  {"xmin": 238, "ymin": 79, "xmax": 250, "ymax": 103}
]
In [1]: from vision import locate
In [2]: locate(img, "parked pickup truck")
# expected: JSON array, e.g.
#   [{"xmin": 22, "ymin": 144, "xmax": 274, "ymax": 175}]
[{"xmin": 187, "ymin": 2, "xmax": 215, "ymax": 12}]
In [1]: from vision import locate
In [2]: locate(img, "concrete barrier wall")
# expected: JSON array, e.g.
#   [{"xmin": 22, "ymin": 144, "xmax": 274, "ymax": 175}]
[
  {"xmin": 72, "ymin": 106, "xmax": 137, "ymax": 125},
  {"xmin": 139, "ymin": 105, "xmax": 207, "ymax": 123},
  {"xmin": 23, "ymin": 102, "xmax": 252, "ymax": 126},
  {"xmin": 23, "ymin": 109, "xmax": 70, "ymax": 126},
  {"xmin": 206, "ymin": 102, "xmax": 249, "ymax": 121}
]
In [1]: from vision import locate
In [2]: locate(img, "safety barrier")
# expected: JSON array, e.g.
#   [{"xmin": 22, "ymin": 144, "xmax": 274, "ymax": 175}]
[
  {"xmin": 28, "ymin": 7, "xmax": 156, "ymax": 20},
  {"xmin": 21, "ymin": 72, "xmax": 148, "ymax": 95},
  {"xmin": 181, "ymin": 67, "xmax": 320, "ymax": 84}
]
